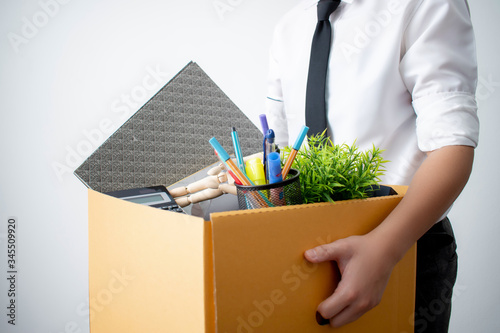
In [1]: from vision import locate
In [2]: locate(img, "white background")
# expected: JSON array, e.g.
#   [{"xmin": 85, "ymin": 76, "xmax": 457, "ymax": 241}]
[{"xmin": 0, "ymin": 0, "xmax": 499, "ymax": 332}]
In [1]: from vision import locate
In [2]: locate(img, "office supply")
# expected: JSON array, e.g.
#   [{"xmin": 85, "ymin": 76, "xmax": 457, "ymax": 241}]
[
  {"xmin": 282, "ymin": 125, "xmax": 309, "ymax": 179},
  {"xmin": 267, "ymin": 152, "xmax": 283, "ymax": 184},
  {"xmin": 245, "ymin": 158, "xmax": 266, "ymax": 186},
  {"xmin": 105, "ymin": 185, "xmax": 186, "ymax": 214},
  {"xmin": 214, "ymin": 149, "xmax": 242, "ymax": 186},
  {"xmin": 231, "ymin": 127, "xmax": 246, "ymax": 175},
  {"xmin": 267, "ymin": 152, "xmax": 285, "ymax": 206},
  {"xmin": 259, "ymin": 114, "xmax": 269, "ymax": 135},
  {"xmin": 210, "ymin": 137, "xmax": 274, "ymax": 208},
  {"xmin": 227, "ymin": 170, "xmax": 242, "ymax": 186},
  {"xmin": 209, "ymin": 137, "xmax": 250, "ymax": 186},
  {"xmin": 260, "ymin": 114, "xmax": 270, "ymax": 175},
  {"xmin": 264, "ymin": 129, "xmax": 277, "ymax": 181},
  {"xmin": 235, "ymin": 168, "xmax": 302, "ymax": 209},
  {"xmin": 73, "ymin": 61, "xmax": 263, "ymax": 193}
]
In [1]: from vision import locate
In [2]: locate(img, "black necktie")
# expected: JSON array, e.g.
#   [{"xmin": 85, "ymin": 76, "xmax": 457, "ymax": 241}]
[{"xmin": 305, "ymin": 0, "xmax": 341, "ymax": 137}]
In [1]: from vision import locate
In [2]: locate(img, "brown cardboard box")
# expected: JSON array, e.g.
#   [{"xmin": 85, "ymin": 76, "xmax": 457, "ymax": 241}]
[{"xmin": 88, "ymin": 185, "xmax": 415, "ymax": 332}]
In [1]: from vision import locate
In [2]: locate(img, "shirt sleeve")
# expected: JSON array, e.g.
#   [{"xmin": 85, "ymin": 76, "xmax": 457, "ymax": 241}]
[
  {"xmin": 266, "ymin": 26, "xmax": 290, "ymax": 148},
  {"xmin": 400, "ymin": 0, "xmax": 479, "ymax": 152}
]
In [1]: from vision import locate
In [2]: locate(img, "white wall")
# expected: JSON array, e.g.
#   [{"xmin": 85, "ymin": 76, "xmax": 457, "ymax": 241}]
[
  {"xmin": 448, "ymin": 1, "xmax": 500, "ymax": 331},
  {"xmin": 0, "ymin": 0, "xmax": 498, "ymax": 332}
]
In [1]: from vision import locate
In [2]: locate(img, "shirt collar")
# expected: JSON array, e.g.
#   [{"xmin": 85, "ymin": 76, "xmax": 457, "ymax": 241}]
[{"xmin": 302, "ymin": 0, "xmax": 353, "ymax": 10}]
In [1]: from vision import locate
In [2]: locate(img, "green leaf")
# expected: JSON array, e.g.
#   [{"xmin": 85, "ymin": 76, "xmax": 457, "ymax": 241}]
[{"xmin": 285, "ymin": 133, "xmax": 387, "ymax": 204}]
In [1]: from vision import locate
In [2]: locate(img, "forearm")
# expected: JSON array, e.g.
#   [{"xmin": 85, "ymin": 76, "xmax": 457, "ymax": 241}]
[{"xmin": 368, "ymin": 145, "xmax": 474, "ymax": 264}]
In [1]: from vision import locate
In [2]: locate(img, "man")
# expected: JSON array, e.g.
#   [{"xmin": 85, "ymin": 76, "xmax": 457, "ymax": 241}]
[{"xmin": 266, "ymin": 0, "xmax": 479, "ymax": 331}]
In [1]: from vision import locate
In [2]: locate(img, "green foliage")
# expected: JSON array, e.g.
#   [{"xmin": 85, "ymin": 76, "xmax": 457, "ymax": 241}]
[{"xmin": 281, "ymin": 132, "xmax": 388, "ymax": 204}]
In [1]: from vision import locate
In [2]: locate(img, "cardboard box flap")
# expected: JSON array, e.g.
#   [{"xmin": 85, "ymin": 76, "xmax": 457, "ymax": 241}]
[
  {"xmin": 88, "ymin": 189, "xmax": 211, "ymax": 332},
  {"xmin": 209, "ymin": 191, "xmax": 415, "ymax": 332}
]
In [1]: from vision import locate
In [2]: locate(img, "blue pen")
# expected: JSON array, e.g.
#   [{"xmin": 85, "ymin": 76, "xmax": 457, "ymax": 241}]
[
  {"xmin": 264, "ymin": 129, "xmax": 276, "ymax": 181},
  {"xmin": 231, "ymin": 127, "xmax": 246, "ymax": 175}
]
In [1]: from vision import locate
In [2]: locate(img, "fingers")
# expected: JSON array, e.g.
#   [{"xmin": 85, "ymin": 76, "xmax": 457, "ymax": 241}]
[
  {"xmin": 304, "ymin": 241, "xmax": 350, "ymax": 324},
  {"xmin": 306, "ymin": 236, "xmax": 385, "ymax": 328},
  {"xmin": 169, "ymin": 186, "xmax": 188, "ymax": 197},
  {"xmin": 317, "ymin": 282, "xmax": 375, "ymax": 327},
  {"xmin": 305, "ymin": 245, "xmax": 332, "ymax": 263},
  {"xmin": 318, "ymin": 304, "xmax": 368, "ymax": 328},
  {"xmin": 316, "ymin": 280, "xmax": 351, "ymax": 324},
  {"xmin": 174, "ymin": 196, "xmax": 190, "ymax": 207},
  {"xmin": 328, "ymin": 304, "xmax": 368, "ymax": 328},
  {"xmin": 304, "ymin": 240, "xmax": 347, "ymax": 263}
]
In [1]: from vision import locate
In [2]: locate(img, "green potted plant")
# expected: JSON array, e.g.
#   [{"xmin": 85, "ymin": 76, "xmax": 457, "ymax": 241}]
[{"xmin": 281, "ymin": 133, "xmax": 388, "ymax": 204}]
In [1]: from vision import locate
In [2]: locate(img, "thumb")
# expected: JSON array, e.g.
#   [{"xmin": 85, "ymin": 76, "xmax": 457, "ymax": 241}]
[{"xmin": 304, "ymin": 242, "xmax": 340, "ymax": 263}]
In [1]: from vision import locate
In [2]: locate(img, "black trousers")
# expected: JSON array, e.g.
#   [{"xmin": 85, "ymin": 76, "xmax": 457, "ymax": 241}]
[{"xmin": 414, "ymin": 218, "xmax": 458, "ymax": 333}]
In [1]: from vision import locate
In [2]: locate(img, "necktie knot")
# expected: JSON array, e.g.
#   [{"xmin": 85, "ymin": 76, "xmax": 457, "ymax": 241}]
[{"xmin": 317, "ymin": 0, "xmax": 341, "ymax": 21}]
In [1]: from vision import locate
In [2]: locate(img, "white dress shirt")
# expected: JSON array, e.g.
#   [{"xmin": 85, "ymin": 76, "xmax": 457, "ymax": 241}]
[{"xmin": 266, "ymin": 0, "xmax": 479, "ymax": 185}]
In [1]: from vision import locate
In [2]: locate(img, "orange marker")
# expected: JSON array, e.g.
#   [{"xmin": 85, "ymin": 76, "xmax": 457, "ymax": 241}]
[
  {"xmin": 209, "ymin": 137, "xmax": 273, "ymax": 207},
  {"xmin": 282, "ymin": 125, "xmax": 309, "ymax": 179}
]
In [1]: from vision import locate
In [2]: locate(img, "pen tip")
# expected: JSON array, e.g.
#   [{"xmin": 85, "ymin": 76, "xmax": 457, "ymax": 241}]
[{"xmin": 232, "ymin": 127, "xmax": 236, "ymax": 131}]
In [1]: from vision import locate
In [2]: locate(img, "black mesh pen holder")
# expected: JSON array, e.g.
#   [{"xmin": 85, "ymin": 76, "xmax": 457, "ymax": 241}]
[{"xmin": 235, "ymin": 169, "xmax": 302, "ymax": 210}]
